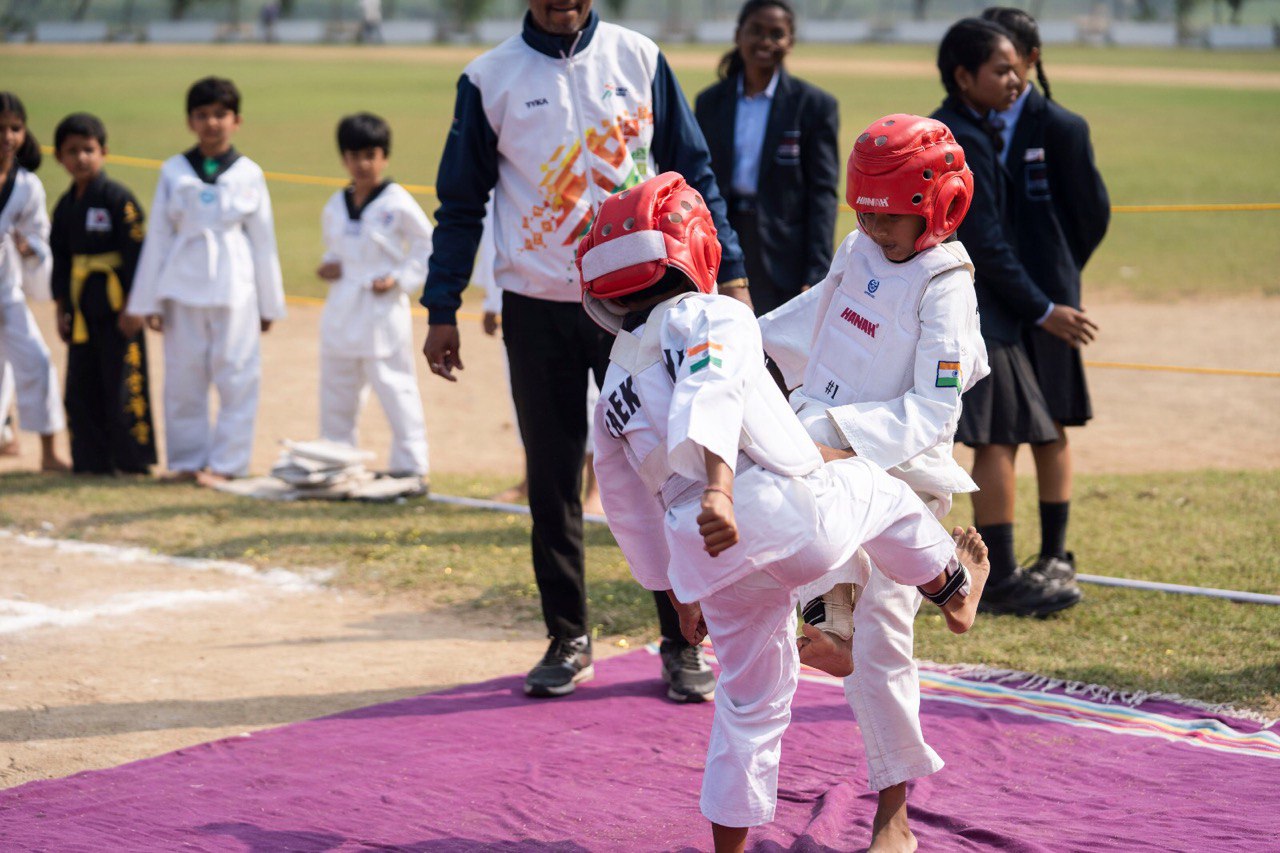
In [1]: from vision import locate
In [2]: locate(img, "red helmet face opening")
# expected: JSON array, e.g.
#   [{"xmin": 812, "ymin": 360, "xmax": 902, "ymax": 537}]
[
  {"xmin": 577, "ymin": 172, "xmax": 721, "ymax": 306},
  {"xmin": 847, "ymin": 114, "xmax": 974, "ymax": 253}
]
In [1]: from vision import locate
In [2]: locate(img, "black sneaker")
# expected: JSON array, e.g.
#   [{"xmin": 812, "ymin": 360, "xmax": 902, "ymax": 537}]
[
  {"xmin": 659, "ymin": 638, "xmax": 716, "ymax": 703},
  {"xmin": 1026, "ymin": 552, "xmax": 1076, "ymax": 583},
  {"xmin": 523, "ymin": 636, "xmax": 594, "ymax": 698},
  {"xmin": 978, "ymin": 568, "xmax": 1082, "ymax": 618}
]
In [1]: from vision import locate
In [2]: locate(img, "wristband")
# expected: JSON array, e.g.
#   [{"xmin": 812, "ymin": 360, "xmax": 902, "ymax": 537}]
[
  {"xmin": 703, "ymin": 486, "xmax": 734, "ymax": 503},
  {"xmin": 717, "ymin": 277, "xmax": 749, "ymax": 291}
]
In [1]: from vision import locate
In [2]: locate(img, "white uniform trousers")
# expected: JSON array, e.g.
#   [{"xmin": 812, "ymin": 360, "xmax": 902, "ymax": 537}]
[
  {"xmin": 0, "ymin": 301, "xmax": 65, "ymax": 435},
  {"xmin": 697, "ymin": 457, "xmax": 955, "ymax": 828},
  {"xmin": 320, "ymin": 347, "xmax": 428, "ymax": 476},
  {"xmin": 793, "ymin": 399, "xmax": 945, "ymax": 792},
  {"xmin": 162, "ymin": 300, "xmax": 261, "ymax": 476}
]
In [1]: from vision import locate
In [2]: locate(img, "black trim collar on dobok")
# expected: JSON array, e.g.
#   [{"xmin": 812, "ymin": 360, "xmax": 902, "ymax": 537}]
[
  {"xmin": 184, "ymin": 146, "xmax": 241, "ymax": 184},
  {"xmin": 0, "ymin": 164, "xmax": 17, "ymax": 217},
  {"xmin": 344, "ymin": 180, "xmax": 393, "ymax": 221},
  {"xmin": 521, "ymin": 8, "xmax": 598, "ymax": 58}
]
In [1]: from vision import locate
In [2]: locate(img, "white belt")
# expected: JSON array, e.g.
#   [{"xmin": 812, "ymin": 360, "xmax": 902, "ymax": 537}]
[{"xmin": 658, "ymin": 451, "xmax": 755, "ymax": 511}]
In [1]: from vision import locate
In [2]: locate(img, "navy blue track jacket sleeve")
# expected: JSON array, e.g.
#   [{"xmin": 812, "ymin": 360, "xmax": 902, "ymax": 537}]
[
  {"xmin": 420, "ymin": 74, "xmax": 499, "ymax": 326},
  {"xmin": 651, "ymin": 52, "xmax": 747, "ymax": 283}
]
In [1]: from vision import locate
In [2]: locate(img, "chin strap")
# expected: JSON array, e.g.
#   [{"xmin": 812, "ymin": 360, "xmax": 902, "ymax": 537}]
[{"xmin": 918, "ymin": 562, "xmax": 971, "ymax": 607}]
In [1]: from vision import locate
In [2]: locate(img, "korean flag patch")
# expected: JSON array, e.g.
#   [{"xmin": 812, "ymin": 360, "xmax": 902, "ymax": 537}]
[
  {"xmin": 936, "ymin": 360, "xmax": 961, "ymax": 389},
  {"xmin": 86, "ymin": 208, "xmax": 112, "ymax": 232}
]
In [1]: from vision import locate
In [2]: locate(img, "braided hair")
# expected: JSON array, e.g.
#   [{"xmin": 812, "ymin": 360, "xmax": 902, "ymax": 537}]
[
  {"xmin": 0, "ymin": 92, "xmax": 41, "ymax": 172},
  {"xmin": 936, "ymin": 18, "xmax": 1015, "ymax": 153},
  {"xmin": 717, "ymin": 0, "xmax": 796, "ymax": 81},
  {"xmin": 981, "ymin": 6, "xmax": 1052, "ymax": 101}
]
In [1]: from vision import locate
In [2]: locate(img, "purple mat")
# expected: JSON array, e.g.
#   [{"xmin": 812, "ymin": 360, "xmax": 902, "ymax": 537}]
[{"xmin": 4, "ymin": 649, "xmax": 1278, "ymax": 851}]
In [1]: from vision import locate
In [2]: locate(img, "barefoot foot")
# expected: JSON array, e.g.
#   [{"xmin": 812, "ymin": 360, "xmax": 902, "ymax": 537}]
[
  {"xmin": 195, "ymin": 470, "xmax": 233, "ymax": 488},
  {"xmin": 797, "ymin": 622, "xmax": 853, "ymax": 677},
  {"xmin": 159, "ymin": 470, "xmax": 200, "ymax": 484},
  {"xmin": 938, "ymin": 526, "xmax": 990, "ymax": 634},
  {"xmin": 491, "ymin": 479, "xmax": 528, "ymax": 503}
]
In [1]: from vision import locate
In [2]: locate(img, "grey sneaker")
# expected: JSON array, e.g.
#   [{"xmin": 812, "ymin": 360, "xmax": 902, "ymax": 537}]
[
  {"xmin": 659, "ymin": 638, "xmax": 715, "ymax": 703},
  {"xmin": 524, "ymin": 636, "xmax": 594, "ymax": 698}
]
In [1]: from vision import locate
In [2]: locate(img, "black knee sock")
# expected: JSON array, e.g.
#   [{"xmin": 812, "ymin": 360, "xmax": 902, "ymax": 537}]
[
  {"xmin": 1038, "ymin": 501, "xmax": 1070, "ymax": 560},
  {"xmin": 978, "ymin": 523, "xmax": 1017, "ymax": 587}
]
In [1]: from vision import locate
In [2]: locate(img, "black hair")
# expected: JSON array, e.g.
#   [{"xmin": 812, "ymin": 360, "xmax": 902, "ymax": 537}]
[
  {"xmin": 717, "ymin": 0, "xmax": 796, "ymax": 81},
  {"xmin": 186, "ymin": 76, "xmax": 240, "ymax": 116},
  {"xmin": 981, "ymin": 7, "xmax": 1052, "ymax": 101},
  {"xmin": 936, "ymin": 18, "xmax": 1015, "ymax": 153},
  {"xmin": 617, "ymin": 266, "xmax": 697, "ymax": 309},
  {"xmin": 336, "ymin": 112, "xmax": 392, "ymax": 155},
  {"xmin": 0, "ymin": 92, "xmax": 41, "ymax": 172},
  {"xmin": 54, "ymin": 112, "xmax": 108, "ymax": 152}
]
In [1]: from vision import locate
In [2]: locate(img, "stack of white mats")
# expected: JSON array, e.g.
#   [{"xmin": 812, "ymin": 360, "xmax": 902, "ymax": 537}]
[{"xmin": 213, "ymin": 439, "xmax": 427, "ymax": 502}]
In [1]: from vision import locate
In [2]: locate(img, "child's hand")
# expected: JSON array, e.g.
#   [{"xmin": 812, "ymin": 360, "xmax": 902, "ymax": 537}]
[
  {"xmin": 371, "ymin": 275, "xmax": 397, "ymax": 294},
  {"xmin": 119, "ymin": 313, "xmax": 146, "ymax": 338},
  {"xmin": 260, "ymin": 319, "xmax": 273, "ymax": 333},
  {"xmin": 55, "ymin": 302, "xmax": 72, "ymax": 343},
  {"xmin": 316, "ymin": 261, "xmax": 342, "ymax": 281},
  {"xmin": 815, "ymin": 442, "xmax": 856, "ymax": 463},
  {"xmin": 11, "ymin": 230, "xmax": 33, "ymax": 258},
  {"xmin": 675, "ymin": 600, "xmax": 708, "ymax": 646},
  {"xmin": 697, "ymin": 488, "xmax": 738, "ymax": 557},
  {"xmin": 1041, "ymin": 304, "xmax": 1098, "ymax": 348},
  {"xmin": 144, "ymin": 314, "xmax": 164, "ymax": 333},
  {"xmin": 482, "ymin": 311, "xmax": 499, "ymax": 336}
]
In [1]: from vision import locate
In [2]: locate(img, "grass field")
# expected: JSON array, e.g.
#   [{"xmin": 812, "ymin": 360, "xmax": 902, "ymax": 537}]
[{"xmin": 3, "ymin": 43, "xmax": 1280, "ymax": 301}]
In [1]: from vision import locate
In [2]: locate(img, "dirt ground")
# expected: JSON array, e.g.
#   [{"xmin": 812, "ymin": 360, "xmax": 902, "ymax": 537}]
[{"xmin": 2, "ymin": 292, "xmax": 1278, "ymax": 790}]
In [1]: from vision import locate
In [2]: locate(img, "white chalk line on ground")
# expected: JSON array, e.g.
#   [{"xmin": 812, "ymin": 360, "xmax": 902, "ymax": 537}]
[
  {"xmin": 429, "ymin": 494, "xmax": 1280, "ymax": 606},
  {"xmin": 0, "ymin": 590, "xmax": 252, "ymax": 635}
]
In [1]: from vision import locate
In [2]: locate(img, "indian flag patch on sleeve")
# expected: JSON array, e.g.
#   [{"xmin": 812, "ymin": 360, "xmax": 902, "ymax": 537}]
[
  {"xmin": 688, "ymin": 341, "xmax": 723, "ymax": 373},
  {"xmin": 936, "ymin": 360, "xmax": 961, "ymax": 389}
]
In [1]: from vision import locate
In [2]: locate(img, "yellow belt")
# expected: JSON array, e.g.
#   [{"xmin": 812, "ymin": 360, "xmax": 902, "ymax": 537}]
[{"xmin": 69, "ymin": 251, "xmax": 124, "ymax": 344}]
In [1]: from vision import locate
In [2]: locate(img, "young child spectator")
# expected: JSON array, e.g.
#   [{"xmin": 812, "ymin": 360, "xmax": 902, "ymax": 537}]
[
  {"xmin": 122, "ymin": 76, "xmax": 285, "ymax": 486},
  {"xmin": 49, "ymin": 112, "xmax": 157, "ymax": 475},
  {"xmin": 931, "ymin": 19, "xmax": 1087, "ymax": 615},
  {"xmin": 315, "ymin": 113, "xmax": 432, "ymax": 483},
  {"xmin": 760, "ymin": 114, "xmax": 989, "ymax": 852},
  {"xmin": 582, "ymin": 173, "xmax": 988, "ymax": 853},
  {"xmin": 980, "ymin": 6, "xmax": 1110, "ymax": 586},
  {"xmin": 0, "ymin": 91, "xmax": 69, "ymax": 472}
]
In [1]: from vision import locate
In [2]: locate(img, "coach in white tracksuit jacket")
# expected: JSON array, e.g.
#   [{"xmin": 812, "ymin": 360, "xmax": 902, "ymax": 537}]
[
  {"xmin": 419, "ymin": 4, "xmax": 749, "ymax": 677},
  {"xmin": 127, "ymin": 150, "xmax": 285, "ymax": 477},
  {"xmin": 760, "ymin": 230, "xmax": 989, "ymax": 793}
]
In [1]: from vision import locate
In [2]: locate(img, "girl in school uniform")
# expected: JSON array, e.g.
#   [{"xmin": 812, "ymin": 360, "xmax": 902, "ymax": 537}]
[
  {"xmin": 931, "ymin": 18, "xmax": 1089, "ymax": 617},
  {"xmin": 980, "ymin": 6, "xmax": 1110, "ymax": 586}
]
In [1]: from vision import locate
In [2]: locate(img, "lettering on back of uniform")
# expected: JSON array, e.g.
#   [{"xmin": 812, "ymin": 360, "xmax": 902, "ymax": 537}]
[{"xmin": 603, "ymin": 377, "xmax": 642, "ymax": 438}]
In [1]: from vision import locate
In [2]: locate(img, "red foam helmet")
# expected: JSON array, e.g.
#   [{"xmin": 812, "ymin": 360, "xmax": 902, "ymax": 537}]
[
  {"xmin": 847, "ymin": 114, "xmax": 974, "ymax": 253},
  {"xmin": 577, "ymin": 172, "xmax": 721, "ymax": 333}
]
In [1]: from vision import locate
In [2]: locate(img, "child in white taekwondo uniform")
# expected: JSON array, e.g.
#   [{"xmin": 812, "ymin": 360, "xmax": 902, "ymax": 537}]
[
  {"xmin": 580, "ymin": 173, "xmax": 989, "ymax": 853},
  {"xmin": 122, "ymin": 77, "xmax": 285, "ymax": 484},
  {"xmin": 316, "ymin": 114, "xmax": 431, "ymax": 480},
  {"xmin": 0, "ymin": 92, "xmax": 68, "ymax": 471},
  {"xmin": 759, "ymin": 115, "xmax": 989, "ymax": 851}
]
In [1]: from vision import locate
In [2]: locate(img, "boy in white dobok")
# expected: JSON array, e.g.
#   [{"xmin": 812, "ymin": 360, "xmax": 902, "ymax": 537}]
[
  {"xmin": 122, "ymin": 77, "xmax": 285, "ymax": 484},
  {"xmin": 759, "ymin": 114, "xmax": 990, "ymax": 852},
  {"xmin": 581, "ymin": 173, "xmax": 988, "ymax": 853},
  {"xmin": 316, "ymin": 113, "xmax": 432, "ymax": 480}
]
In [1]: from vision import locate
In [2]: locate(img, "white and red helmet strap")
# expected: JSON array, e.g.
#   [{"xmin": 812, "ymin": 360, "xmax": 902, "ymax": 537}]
[{"xmin": 580, "ymin": 230, "xmax": 668, "ymax": 286}]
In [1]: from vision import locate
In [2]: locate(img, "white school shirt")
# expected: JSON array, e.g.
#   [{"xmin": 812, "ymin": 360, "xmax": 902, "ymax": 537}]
[
  {"xmin": 0, "ymin": 168, "xmax": 52, "ymax": 305},
  {"xmin": 127, "ymin": 154, "xmax": 286, "ymax": 321},
  {"xmin": 593, "ymin": 294, "xmax": 823, "ymax": 604},
  {"xmin": 319, "ymin": 183, "xmax": 433, "ymax": 360},
  {"xmin": 759, "ymin": 232, "xmax": 990, "ymax": 498}
]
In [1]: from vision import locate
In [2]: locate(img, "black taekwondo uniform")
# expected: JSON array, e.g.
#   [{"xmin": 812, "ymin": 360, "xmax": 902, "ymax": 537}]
[{"xmin": 50, "ymin": 172, "xmax": 157, "ymax": 473}]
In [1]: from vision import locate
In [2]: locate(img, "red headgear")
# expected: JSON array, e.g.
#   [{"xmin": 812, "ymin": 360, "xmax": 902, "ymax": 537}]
[
  {"xmin": 577, "ymin": 172, "xmax": 721, "ymax": 333},
  {"xmin": 847, "ymin": 114, "xmax": 973, "ymax": 253}
]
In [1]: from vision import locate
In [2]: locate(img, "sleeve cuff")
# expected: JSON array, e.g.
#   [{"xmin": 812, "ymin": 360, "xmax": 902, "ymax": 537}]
[
  {"xmin": 427, "ymin": 306, "xmax": 458, "ymax": 326},
  {"xmin": 1035, "ymin": 301, "xmax": 1055, "ymax": 325},
  {"xmin": 717, "ymin": 258, "xmax": 747, "ymax": 283}
]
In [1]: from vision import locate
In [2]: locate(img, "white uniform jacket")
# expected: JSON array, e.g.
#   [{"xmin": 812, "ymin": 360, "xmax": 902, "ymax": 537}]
[
  {"xmin": 0, "ymin": 168, "xmax": 52, "ymax": 305},
  {"xmin": 127, "ymin": 154, "xmax": 286, "ymax": 320},
  {"xmin": 593, "ymin": 294, "xmax": 825, "ymax": 604},
  {"xmin": 760, "ymin": 232, "xmax": 990, "ymax": 498},
  {"xmin": 319, "ymin": 183, "xmax": 433, "ymax": 360}
]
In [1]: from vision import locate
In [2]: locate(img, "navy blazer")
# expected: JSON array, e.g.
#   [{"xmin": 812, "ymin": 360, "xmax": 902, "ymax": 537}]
[
  {"xmin": 932, "ymin": 95, "xmax": 1052, "ymax": 345},
  {"xmin": 695, "ymin": 69, "xmax": 840, "ymax": 294},
  {"xmin": 1006, "ymin": 86, "xmax": 1110, "ymax": 309}
]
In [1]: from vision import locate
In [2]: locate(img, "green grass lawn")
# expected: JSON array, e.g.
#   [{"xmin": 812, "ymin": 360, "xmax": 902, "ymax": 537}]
[
  {"xmin": 2, "ymin": 468, "xmax": 1277, "ymax": 713},
  {"xmin": 3, "ymin": 43, "xmax": 1278, "ymax": 302}
]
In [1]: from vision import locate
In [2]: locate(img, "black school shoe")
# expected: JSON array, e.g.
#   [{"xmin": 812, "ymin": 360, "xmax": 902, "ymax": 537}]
[
  {"xmin": 978, "ymin": 568, "xmax": 1083, "ymax": 618},
  {"xmin": 524, "ymin": 636, "xmax": 594, "ymax": 698},
  {"xmin": 1027, "ymin": 551, "xmax": 1077, "ymax": 583},
  {"xmin": 659, "ymin": 638, "xmax": 716, "ymax": 703}
]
